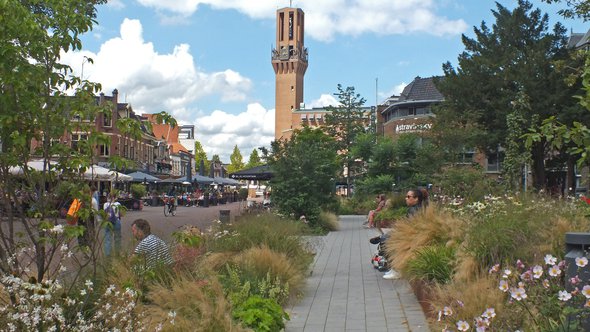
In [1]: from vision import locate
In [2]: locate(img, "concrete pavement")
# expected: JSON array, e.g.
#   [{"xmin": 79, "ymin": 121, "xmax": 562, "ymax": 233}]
[{"xmin": 286, "ymin": 215, "xmax": 429, "ymax": 332}]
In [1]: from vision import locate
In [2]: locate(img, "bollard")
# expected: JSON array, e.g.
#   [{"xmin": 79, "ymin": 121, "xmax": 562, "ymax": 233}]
[{"xmin": 219, "ymin": 210, "xmax": 230, "ymax": 223}]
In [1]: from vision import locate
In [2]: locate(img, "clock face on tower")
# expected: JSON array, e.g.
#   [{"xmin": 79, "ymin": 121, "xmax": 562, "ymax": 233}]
[{"xmin": 279, "ymin": 47, "xmax": 289, "ymax": 61}]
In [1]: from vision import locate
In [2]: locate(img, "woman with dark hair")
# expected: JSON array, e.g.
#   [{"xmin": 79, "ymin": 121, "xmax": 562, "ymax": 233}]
[
  {"xmin": 405, "ymin": 188, "xmax": 424, "ymax": 216},
  {"xmin": 365, "ymin": 194, "xmax": 386, "ymax": 228},
  {"xmin": 382, "ymin": 188, "xmax": 426, "ymax": 280}
]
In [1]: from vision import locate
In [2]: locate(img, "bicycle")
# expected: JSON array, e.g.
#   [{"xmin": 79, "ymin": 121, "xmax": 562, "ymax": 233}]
[{"xmin": 164, "ymin": 197, "xmax": 177, "ymax": 217}]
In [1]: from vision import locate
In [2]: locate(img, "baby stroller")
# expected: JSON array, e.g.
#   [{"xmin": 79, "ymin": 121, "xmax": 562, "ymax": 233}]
[{"xmin": 370, "ymin": 235, "xmax": 389, "ymax": 272}]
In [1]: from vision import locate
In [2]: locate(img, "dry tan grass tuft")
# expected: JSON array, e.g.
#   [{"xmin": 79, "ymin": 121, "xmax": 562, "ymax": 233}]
[
  {"xmin": 232, "ymin": 245, "xmax": 305, "ymax": 294},
  {"xmin": 428, "ymin": 274, "xmax": 505, "ymax": 329},
  {"xmin": 385, "ymin": 205, "xmax": 465, "ymax": 272},
  {"xmin": 452, "ymin": 249, "xmax": 481, "ymax": 282},
  {"xmin": 197, "ymin": 252, "xmax": 237, "ymax": 274},
  {"xmin": 318, "ymin": 211, "xmax": 339, "ymax": 231},
  {"xmin": 142, "ymin": 276, "xmax": 246, "ymax": 332}
]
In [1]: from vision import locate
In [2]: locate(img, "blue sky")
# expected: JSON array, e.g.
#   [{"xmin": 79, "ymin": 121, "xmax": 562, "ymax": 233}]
[{"xmin": 64, "ymin": 0, "xmax": 588, "ymax": 162}]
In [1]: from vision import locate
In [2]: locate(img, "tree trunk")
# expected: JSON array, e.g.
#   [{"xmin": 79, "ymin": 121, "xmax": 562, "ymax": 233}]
[{"xmin": 531, "ymin": 142, "xmax": 546, "ymax": 191}]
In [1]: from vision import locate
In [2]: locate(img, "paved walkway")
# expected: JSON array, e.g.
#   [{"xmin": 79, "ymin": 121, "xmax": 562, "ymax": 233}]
[{"xmin": 286, "ymin": 215, "xmax": 429, "ymax": 332}]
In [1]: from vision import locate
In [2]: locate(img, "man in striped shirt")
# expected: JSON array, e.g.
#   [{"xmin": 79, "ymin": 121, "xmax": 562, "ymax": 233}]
[{"xmin": 131, "ymin": 219, "xmax": 173, "ymax": 270}]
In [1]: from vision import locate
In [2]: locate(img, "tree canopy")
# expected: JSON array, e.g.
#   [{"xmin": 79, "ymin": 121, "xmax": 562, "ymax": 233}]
[
  {"xmin": 267, "ymin": 127, "xmax": 338, "ymax": 223},
  {"xmin": 227, "ymin": 145, "xmax": 244, "ymax": 174},
  {"xmin": 434, "ymin": 0, "xmax": 579, "ymax": 189}
]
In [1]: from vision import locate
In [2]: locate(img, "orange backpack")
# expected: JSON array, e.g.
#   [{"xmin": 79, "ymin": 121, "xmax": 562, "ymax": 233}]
[{"xmin": 66, "ymin": 198, "xmax": 82, "ymax": 225}]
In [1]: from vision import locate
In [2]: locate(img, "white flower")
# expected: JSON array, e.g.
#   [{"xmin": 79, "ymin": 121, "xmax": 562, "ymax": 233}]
[
  {"xmin": 482, "ymin": 307, "xmax": 496, "ymax": 319},
  {"xmin": 558, "ymin": 290, "xmax": 572, "ymax": 302},
  {"xmin": 80, "ymin": 289, "xmax": 86, "ymax": 296},
  {"xmin": 457, "ymin": 320, "xmax": 470, "ymax": 331},
  {"xmin": 544, "ymin": 254, "xmax": 557, "ymax": 266},
  {"xmin": 582, "ymin": 285, "xmax": 590, "ymax": 298},
  {"xmin": 532, "ymin": 265, "xmax": 543, "ymax": 279},
  {"xmin": 576, "ymin": 257, "xmax": 589, "ymax": 268},
  {"xmin": 50, "ymin": 224, "xmax": 64, "ymax": 234},
  {"xmin": 548, "ymin": 265, "xmax": 562, "ymax": 277},
  {"xmin": 443, "ymin": 306, "xmax": 452, "ymax": 316},
  {"xmin": 502, "ymin": 269, "xmax": 512, "ymax": 278},
  {"xmin": 510, "ymin": 287, "xmax": 527, "ymax": 301},
  {"xmin": 499, "ymin": 280, "xmax": 509, "ymax": 292},
  {"xmin": 84, "ymin": 279, "xmax": 93, "ymax": 289}
]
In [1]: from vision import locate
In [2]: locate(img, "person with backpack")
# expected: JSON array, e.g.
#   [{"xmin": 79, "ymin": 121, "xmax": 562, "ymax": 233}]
[{"xmin": 103, "ymin": 192, "xmax": 122, "ymax": 256}]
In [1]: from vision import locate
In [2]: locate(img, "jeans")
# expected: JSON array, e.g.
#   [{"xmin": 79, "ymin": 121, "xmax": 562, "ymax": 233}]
[{"xmin": 104, "ymin": 218, "xmax": 121, "ymax": 256}]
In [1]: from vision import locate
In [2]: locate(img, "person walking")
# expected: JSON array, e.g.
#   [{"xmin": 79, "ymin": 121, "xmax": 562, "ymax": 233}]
[{"xmin": 103, "ymin": 192, "xmax": 122, "ymax": 256}]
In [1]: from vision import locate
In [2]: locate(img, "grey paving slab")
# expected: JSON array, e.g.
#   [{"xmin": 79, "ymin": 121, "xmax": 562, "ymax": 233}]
[{"xmin": 285, "ymin": 215, "xmax": 430, "ymax": 332}]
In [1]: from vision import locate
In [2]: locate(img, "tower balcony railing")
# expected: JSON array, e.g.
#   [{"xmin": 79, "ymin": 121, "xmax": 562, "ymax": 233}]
[{"xmin": 271, "ymin": 47, "xmax": 308, "ymax": 62}]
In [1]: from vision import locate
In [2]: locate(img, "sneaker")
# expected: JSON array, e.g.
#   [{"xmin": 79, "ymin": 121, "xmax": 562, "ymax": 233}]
[{"xmin": 383, "ymin": 270, "xmax": 401, "ymax": 280}]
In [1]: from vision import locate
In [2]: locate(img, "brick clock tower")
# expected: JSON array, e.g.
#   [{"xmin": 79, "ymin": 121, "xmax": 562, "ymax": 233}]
[{"xmin": 272, "ymin": 6, "xmax": 308, "ymax": 140}]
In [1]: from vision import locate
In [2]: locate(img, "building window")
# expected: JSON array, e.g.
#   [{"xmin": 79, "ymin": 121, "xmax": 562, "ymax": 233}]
[
  {"xmin": 289, "ymin": 12, "xmax": 294, "ymax": 40},
  {"xmin": 279, "ymin": 13, "xmax": 284, "ymax": 41},
  {"xmin": 71, "ymin": 133, "xmax": 88, "ymax": 152},
  {"xmin": 103, "ymin": 112, "xmax": 112, "ymax": 127},
  {"xmin": 99, "ymin": 144, "xmax": 110, "ymax": 156}
]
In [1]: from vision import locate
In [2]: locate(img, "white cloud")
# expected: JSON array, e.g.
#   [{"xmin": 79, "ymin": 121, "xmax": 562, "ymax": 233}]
[
  {"xmin": 193, "ymin": 103, "xmax": 274, "ymax": 162},
  {"xmin": 105, "ymin": 0, "xmax": 125, "ymax": 10},
  {"xmin": 133, "ymin": 0, "xmax": 467, "ymax": 41},
  {"xmin": 379, "ymin": 82, "xmax": 406, "ymax": 101},
  {"xmin": 307, "ymin": 94, "xmax": 338, "ymax": 108},
  {"xmin": 62, "ymin": 18, "xmax": 251, "ymax": 124},
  {"xmin": 61, "ymin": 18, "xmax": 256, "ymax": 163}
]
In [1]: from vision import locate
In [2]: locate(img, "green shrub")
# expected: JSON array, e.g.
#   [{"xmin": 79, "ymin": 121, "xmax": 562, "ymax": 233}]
[
  {"xmin": 374, "ymin": 207, "xmax": 406, "ymax": 222},
  {"xmin": 206, "ymin": 214, "xmax": 313, "ymax": 273},
  {"xmin": 130, "ymin": 183, "xmax": 147, "ymax": 199},
  {"xmin": 354, "ymin": 174, "xmax": 395, "ymax": 196},
  {"xmin": 232, "ymin": 295, "xmax": 289, "ymax": 332},
  {"xmin": 407, "ymin": 245, "xmax": 455, "ymax": 284}
]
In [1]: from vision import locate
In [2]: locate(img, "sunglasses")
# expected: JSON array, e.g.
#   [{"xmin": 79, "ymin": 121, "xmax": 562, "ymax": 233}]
[{"xmin": 405, "ymin": 195, "xmax": 415, "ymax": 198}]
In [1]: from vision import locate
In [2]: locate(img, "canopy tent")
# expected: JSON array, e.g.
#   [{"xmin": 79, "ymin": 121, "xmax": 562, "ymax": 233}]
[
  {"xmin": 159, "ymin": 177, "xmax": 184, "ymax": 184},
  {"xmin": 126, "ymin": 171, "xmax": 160, "ymax": 183},
  {"xmin": 84, "ymin": 165, "xmax": 132, "ymax": 182},
  {"xmin": 229, "ymin": 165, "xmax": 273, "ymax": 181},
  {"xmin": 10, "ymin": 160, "xmax": 131, "ymax": 182},
  {"xmin": 191, "ymin": 174, "xmax": 214, "ymax": 184},
  {"xmin": 211, "ymin": 176, "xmax": 240, "ymax": 186}
]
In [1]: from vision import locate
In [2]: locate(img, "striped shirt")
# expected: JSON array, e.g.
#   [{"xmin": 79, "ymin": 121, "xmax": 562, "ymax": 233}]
[{"xmin": 134, "ymin": 234, "xmax": 173, "ymax": 269}]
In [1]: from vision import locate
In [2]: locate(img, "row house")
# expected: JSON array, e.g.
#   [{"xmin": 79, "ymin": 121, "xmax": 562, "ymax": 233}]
[
  {"xmin": 144, "ymin": 114, "xmax": 194, "ymax": 178},
  {"xmin": 31, "ymin": 89, "xmax": 172, "ymax": 175}
]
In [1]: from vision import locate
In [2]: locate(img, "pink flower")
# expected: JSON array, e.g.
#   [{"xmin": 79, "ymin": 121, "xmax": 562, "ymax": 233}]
[
  {"xmin": 516, "ymin": 259, "xmax": 525, "ymax": 270},
  {"xmin": 488, "ymin": 264, "xmax": 500, "ymax": 274},
  {"xmin": 520, "ymin": 270, "xmax": 533, "ymax": 281},
  {"xmin": 570, "ymin": 275, "xmax": 581, "ymax": 286}
]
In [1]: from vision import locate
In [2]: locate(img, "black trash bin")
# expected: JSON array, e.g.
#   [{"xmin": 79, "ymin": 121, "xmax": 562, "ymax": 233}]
[
  {"xmin": 219, "ymin": 209, "xmax": 230, "ymax": 223},
  {"xmin": 565, "ymin": 232, "xmax": 590, "ymax": 290}
]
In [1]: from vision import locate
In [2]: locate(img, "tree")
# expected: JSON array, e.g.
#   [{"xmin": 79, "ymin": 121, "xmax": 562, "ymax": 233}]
[
  {"xmin": 434, "ymin": 0, "xmax": 578, "ymax": 190},
  {"xmin": 0, "ymin": 0, "xmax": 107, "ymax": 282},
  {"xmin": 268, "ymin": 127, "xmax": 338, "ymax": 223},
  {"xmin": 245, "ymin": 148, "xmax": 263, "ymax": 169},
  {"xmin": 194, "ymin": 140, "xmax": 209, "ymax": 174},
  {"xmin": 322, "ymin": 84, "xmax": 368, "ymax": 197},
  {"xmin": 227, "ymin": 145, "xmax": 244, "ymax": 174}
]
